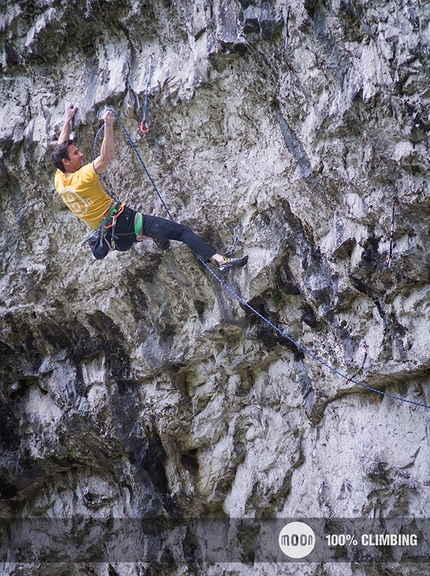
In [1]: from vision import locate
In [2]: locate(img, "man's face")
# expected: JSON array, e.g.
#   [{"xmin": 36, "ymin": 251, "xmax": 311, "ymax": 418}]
[{"xmin": 63, "ymin": 144, "xmax": 84, "ymax": 173}]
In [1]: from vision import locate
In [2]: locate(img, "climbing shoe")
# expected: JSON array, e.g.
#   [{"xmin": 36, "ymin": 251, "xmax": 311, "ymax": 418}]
[
  {"xmin": 218, "ymin": 255, "xmax": 248, "ymax": 273},
  {"xmin": 154, "ymin": 238, "xmax": 170, "ymax": 251}
]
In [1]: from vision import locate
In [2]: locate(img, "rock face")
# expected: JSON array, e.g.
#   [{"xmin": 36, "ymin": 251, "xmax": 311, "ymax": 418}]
[{"xmin": 1, "ymin": 0, "xmax": 430, "ymax": 574}]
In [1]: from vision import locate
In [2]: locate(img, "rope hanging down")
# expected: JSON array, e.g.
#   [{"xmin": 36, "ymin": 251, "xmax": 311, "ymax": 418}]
[
  {"xmin": 95, "ymin": 108, "xmax": 430, "ymax": 411},
  {"xmin": 203, "ymin": 265, "xmax": 430, "ymax": 410}
]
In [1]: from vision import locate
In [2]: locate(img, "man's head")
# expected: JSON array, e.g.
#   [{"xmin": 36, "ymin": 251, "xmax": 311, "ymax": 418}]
[{"xmin": 51, "ymin": 140, "xmax": 84, "ymax": 173}]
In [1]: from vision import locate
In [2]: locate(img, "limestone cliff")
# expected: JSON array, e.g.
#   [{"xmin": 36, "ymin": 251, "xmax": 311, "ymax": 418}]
[{"xmin": 1, "ymin": 0, "xmax": 430, "ymax": 574}]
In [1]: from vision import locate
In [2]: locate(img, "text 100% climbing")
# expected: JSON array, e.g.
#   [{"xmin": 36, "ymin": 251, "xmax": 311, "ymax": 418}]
[{"xmin": 325, "ymin": 534, "xmax": 358, "ymax": 546}]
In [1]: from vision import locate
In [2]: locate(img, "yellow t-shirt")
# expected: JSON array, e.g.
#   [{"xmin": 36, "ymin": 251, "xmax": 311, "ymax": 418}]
[{"xmin": 55, "ymin": 163, "xmax": 114, "ymax": 229}]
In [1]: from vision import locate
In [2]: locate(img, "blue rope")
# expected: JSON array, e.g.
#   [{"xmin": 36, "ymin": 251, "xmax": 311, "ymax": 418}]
[
  {"xmin": 199, "ymin": 261, "xmax": 430, "ymax": 410},
  {"xmin": 95, "ymin": 109, "xmax": 430, "ymax": 411}
]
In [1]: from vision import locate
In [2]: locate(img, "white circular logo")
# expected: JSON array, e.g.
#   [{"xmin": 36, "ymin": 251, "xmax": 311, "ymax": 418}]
[{"xmin": 278, "ymin": 521, "xmax": 316, "ymax": 559}]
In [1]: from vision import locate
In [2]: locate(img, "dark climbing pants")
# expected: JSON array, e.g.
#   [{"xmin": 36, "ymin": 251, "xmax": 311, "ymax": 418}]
[{"xmin": 109, "ymin": 205, "xmax": 217, "ymax": 261}]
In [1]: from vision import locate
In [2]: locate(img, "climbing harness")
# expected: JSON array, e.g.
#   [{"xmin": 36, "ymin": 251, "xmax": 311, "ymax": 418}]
[
  {"xmin": 103, "ymin": 202, "xmax": 125, "ymax": 229},
  {"xmin": 140, "ymin": 54, "xmax": 154, "ymax": 134},
  {"xmin": 84, "ymin": 186, "xmax": 127, "ymax": 258},
  {"xmin": 386, "ymin": 199, "xmax": 395, "ymax": 268},
  {"xmin": 94, "ymin": 108, "xmax": 430, "ymax": 411},
  {"xmin": 104, "ymin": 202, "xmax": 125, "ymax": 250},
  {"xmin": 87, "ymin": 216, "xmax": 110, "ymax": 259},
  {"xmin": 86, "ymin": 203, "xmax": 121, "ymax": 259}
]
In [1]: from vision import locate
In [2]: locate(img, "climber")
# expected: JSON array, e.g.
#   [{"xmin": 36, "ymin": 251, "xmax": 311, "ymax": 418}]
[{"xmin": 51, "ymin": 102, "xmax": 248, "ymax": 271}]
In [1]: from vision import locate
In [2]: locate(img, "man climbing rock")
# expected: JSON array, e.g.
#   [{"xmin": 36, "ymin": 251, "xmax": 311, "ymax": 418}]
[{"xmin": 51, "ymin": 102, "xmax": 248, "ymax": 272}]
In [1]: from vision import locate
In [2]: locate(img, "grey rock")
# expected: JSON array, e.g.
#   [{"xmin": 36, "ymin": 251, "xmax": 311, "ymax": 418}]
[{"xmin": 1, "ymin": 0, "xmax": 430, "ymax": 574}]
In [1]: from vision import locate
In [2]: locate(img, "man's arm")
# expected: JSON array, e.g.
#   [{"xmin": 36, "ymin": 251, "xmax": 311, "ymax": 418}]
[
  {"xmin": 58, "ymin": 102, "xmax": 77, "ymax": 144},
  {"xmin": 93, "ymin": 110, "xmax": 116, "ymax": 175}
]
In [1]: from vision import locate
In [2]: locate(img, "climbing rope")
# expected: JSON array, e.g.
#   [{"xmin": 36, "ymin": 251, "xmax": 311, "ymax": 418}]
[
  {"xmin": 95, "ymin": 109, "xmax": 430, "ymax": 411},
  {"xmin": 200, "ymin": 262, "xmax": 430, "ymax": 410}
]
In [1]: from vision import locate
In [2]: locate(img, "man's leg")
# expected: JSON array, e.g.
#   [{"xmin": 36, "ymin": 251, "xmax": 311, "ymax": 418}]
[
  {"xmin": 133, "ymin": 213, "xmax": 165, "ymax": 248},
  {"xmin": 136, "ymin": 213, "xmax": 248, "ymax": 271},
  {"xmin": 137, "ymin": 213, "xmax": 217, "ymax": 261}
]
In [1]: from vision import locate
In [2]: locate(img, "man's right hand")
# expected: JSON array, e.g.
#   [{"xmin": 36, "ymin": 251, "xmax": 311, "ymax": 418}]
[
  {"xmin": 103, "ymin": 109, "xmax": 116, "ymax": 126},
  {"xmin": 93, "ymin": 110, "xmax": 116, "ymax": 175}
]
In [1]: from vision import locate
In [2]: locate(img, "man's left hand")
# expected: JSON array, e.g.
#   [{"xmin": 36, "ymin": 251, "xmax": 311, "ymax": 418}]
[{"xmin": 65, "ymin": 102, "xmax": 77, "ymax": 122}]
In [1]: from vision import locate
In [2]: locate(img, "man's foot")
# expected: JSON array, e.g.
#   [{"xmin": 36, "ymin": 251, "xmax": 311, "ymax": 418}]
[
  {"xmin": 154, "ymin": 238, "xmax": 170, "ymax": 250},
  {"xmin": 218, "ymin": 255, "xmax": 248, "ymax": 273}
]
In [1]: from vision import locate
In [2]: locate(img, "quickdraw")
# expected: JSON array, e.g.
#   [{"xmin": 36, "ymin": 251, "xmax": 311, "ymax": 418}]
[
  {"xmin": 104, "ymin": 202, "xmax": 125, "ymax": 250},
  {"xmin": 222, "ymin": 224, "xmax": 243, "ymax": 285},
  {"xmin": 104, "ymin": 202, "xmax": 125, "ymax": 230},
  {"xmin": 140, "ymin": 54, "xmax": 154, "ymax": 134}
]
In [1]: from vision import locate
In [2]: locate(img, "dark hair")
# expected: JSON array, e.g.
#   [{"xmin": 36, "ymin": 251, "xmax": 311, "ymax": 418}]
[{"xmin": 51, "ymin": 140, "xmax": 74, "ymax": 172}]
